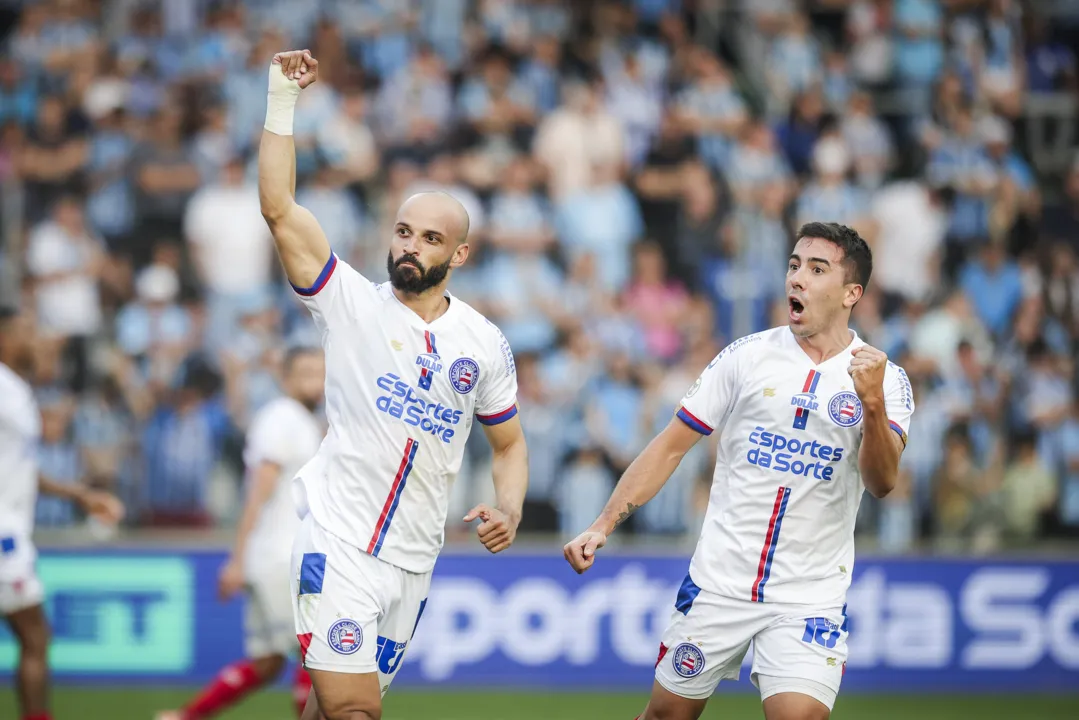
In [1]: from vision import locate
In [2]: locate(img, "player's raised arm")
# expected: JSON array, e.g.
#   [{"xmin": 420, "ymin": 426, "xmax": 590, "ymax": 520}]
[
  {"xmin": 563, "ymin": 417, "xmax": 703, "ymax": 574},
  {"xmin": 258, "ymin": 50, "xmax": 332, "ymax": 290}
]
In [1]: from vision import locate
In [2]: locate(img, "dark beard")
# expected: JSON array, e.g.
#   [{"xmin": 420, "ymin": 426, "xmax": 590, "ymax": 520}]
[{"xmin": 387, "ymin": 251, "xmax": 452, "ymax": 294}]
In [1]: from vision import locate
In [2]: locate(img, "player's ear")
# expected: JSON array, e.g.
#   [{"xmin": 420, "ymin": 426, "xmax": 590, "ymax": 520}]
[
  {"xmin": 844, "ymin": 283, "xmax": 863, "ymax": 309},
  {"xmin": 451, "ymin": 242, "xmax": 469, "ymax": 269}
]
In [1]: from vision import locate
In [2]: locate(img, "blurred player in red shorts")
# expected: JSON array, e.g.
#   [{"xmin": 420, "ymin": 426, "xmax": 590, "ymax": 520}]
[{"xmin": 157, "ymin": 348, "xmax": 326, "ymax": 720}]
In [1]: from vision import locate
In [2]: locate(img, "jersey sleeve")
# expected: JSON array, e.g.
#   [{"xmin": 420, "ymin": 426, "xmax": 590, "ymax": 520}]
[
  {"xmin": 677, "ymin": 343, "xmax": 743, "ymax": 436},
  {"xmin": 242, "ymin": 405, "xmax": 294, "ymax": 468},
  {"xmin": 475, "ymin": 323, "xmax": 519, "ymax": 426},
  {"xmin": 291, "ymin": 254, "xmax": 380, "ymax": 332},
  {"xmin": 881, "ymin": 361, "xmax": 915, "ymax": 447}
]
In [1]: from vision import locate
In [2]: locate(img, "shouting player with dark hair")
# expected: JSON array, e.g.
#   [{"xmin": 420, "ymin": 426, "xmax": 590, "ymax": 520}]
[{"xmin": 565, "ymin": 222, "xmax": 914, "ymax": 720}]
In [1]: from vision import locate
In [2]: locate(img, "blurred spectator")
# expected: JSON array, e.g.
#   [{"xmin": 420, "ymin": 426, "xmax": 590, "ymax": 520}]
[
  {"xmin": 84, "ymin": 100, "xmax": 136, "ymax": 256},
  {"xmin": 183, "ymin": 154, "xmax": 274, "ymax": 352},
  {"xmin": 1040, "ymin": 155, "xmax": 1079, "ymax": 256},
  {"xmin": 1025, "ymin": 12, "xmax": 1077, "ymax": 93},
  {"xmin": 534, "ymin": 76, "xmax": 625, "ymax": 200},
  {"xmin": 315, "ymin": 83, "xmax": 380, "ymax": 192},
  {"xmin": 870, "ymin": 178, "xmax": 949, "ymax": 308},
  {"xmin": 840, "ymin": 91, "xmax": 894, "ymax": 189},
  {"xmin": 115, "ymin": 263, "xmax": 193, "ymax": 387},
  {"xmin": 1001, "ymin": 430, "xmax": 1057, "ymax": 543},
  {"xmin": 634, "ymin": 111, "xmax": 698, "ymax": 262},
  {"xmin": 764, "ymin": 12, "xmax": 822, "ymax": 116},
  {"xmin": 775, "ymin": 88, "xmax": 827, "ymax": 179},
  {"xmin": 18, "ymin": 94, "xmax": 89, "ymax": 223},
  {"xmin": 893, "ymin": 0, "xmax": 945, "ymax": 101},
  {"xmin": 725, "ymin": 121, "xmax": 792, "ymax": 210},
  {"xmin": 847, "ymin": 0, "xmax": 894, "ymax": 89},
  {"xmin": 555, "ymin": 161, "xmax": 643, "ymax": 292},
  {"xmin": 376, "ymin": 44, "xmax": 453, "ymax": 157},
  {"xmin": 933, "ymin": 424, "xmax": 1003, "ymax": 553},
  {"xmin": 35, "ymin": 389, "xmax": 81, "ymax": 527},
  {"xmin": 1061, "ymin": 399, "xmax": 1079, "ymax": 529},
  {"xmin": 26, "ymin": 195, "xmax": 109, "ymax": 391},
  {"xmin": 959, "ymin": 241, "xmax": 1024, "ymax": 339},
  {"xmin": 141, "ymin": 355, "xmax": 232, "ymax": 527},
  {"xmin": 927, "ymin": 103, "xmax": 998, "ymax": 276},
  {"xmin": 295, "ymin": 164, "xmax": 366, "ymax": 263},
  {"xmin": 131, "ymin": 107, "xmax": 202, "ymax": 267},
  {"xmin": 0, "ymin": 62, "xmax": 37, "ymax": 128},
  {"xmin": 796, "ymin": 134, "xmax": 873, "ymax": 238},
  {"xmin": 622, "ymin": 241, "xmax": 689, "ymax": 362},
  {"xmin": 675, "ymin": 49, "xmax": 748, "ymax": 175}
]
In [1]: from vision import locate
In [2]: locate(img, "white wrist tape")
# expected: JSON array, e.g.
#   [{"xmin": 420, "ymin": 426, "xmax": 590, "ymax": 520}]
[{"xmin": 264, "ymin": 62, "xmax": 301, "ymax": 136}]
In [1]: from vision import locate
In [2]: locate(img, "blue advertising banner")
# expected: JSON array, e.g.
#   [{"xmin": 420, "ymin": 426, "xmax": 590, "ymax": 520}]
[{"xmin": 2, "ymin": 550, "xmax": 1078, "ymax": 693}]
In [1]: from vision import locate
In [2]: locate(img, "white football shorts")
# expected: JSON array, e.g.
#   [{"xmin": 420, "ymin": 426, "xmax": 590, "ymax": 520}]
[
  {"xmin": 244, "ymin": 561, "xmax": 298, "ymax": 658},
  {"xmin": 654, "ymin": 573, "xmax": 847, "ymax": 710},
  {"xmin": 290, "ymin": 512, "xmax": 430, "ymax": 695},
  {"xmin": 0, "ymin": 535, "xmax": 45, "ymax": 615}
]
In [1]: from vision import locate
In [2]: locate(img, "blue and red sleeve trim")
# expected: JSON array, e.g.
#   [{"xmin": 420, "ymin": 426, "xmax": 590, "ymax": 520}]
[
  {"xmin": 676, "ymin": 406, "xmax": 713, "ymax": 436},
  {"xmin": 291, "ymin": 253, "xmax": 338, "ymax": 297},
  {"xmin": 889, "ymin": 419, "xmax": 908, "ymax": 447},
  {"xmin": 477, "ymin": 404, "xmax": 518, "ymax": 426}
]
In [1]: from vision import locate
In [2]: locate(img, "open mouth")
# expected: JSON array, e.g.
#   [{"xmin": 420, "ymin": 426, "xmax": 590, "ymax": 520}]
[{"xmin": 789, "ymin": 296, "xmax": 805, "ymax": 321}]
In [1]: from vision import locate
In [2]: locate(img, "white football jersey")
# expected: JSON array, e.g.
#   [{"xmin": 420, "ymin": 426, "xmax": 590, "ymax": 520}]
[
  {"xmin": 242, "ymin": 396, "xmax": 324, "ymax": 576},
  {"xmin": 677, "ymin": 327, "xmax": 914, "ymax": 607},
  {"xmin": 0, "ymin": 363, "xmax": 41, "ymax": 571},
  {"xmin": 292, "ymin": 255, "xmax": 518, "ymax": 574}
]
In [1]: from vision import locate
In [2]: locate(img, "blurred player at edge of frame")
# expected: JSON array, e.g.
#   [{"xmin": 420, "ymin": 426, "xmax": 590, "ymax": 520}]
[
  {"xmin": 259, "ymin": 50, "xmax": 529, "ymax": 720},
  {"xmin": 0, "ymin": 309, "xmax": 126, "ymax": 720},
  {"xmin": 564, "ymin": 223, "xmax": 915, "ymax": 720},
  {"xmin": 156, "ymin": 347, "xmax": 327, "ymax": 720}
]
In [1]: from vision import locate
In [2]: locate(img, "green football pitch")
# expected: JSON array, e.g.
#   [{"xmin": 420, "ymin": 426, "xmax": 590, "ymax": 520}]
[{"xmin": 3, "ymin": 688, "xmax": 1078, "ymax": 720}]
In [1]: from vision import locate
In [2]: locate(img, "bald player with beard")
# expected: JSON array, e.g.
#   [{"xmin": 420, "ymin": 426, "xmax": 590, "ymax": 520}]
[{"xmin": 258, "ymin": 50, "xmax": 529, "ymax": 720}]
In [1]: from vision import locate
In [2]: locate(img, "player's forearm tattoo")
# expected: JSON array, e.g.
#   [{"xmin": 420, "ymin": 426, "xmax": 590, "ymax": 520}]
[{"xmin": 614, "ymin": 502, "xmax": 641, "ymax": 528}]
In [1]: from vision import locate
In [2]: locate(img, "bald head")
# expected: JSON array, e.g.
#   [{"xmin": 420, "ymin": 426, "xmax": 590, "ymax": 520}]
[{"xmin": 398, "ymin": 191, "xmax": 470, "ymax": 245}]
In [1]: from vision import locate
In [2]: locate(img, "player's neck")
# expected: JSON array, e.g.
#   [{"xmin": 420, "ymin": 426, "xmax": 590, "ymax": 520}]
[
  {"xmin": 791, "ymin": 324, "xmax": 854, "ymax": 365},
  {"xmin": 392, "ymin": 286, "xmax": 451, "ymax": 324}
]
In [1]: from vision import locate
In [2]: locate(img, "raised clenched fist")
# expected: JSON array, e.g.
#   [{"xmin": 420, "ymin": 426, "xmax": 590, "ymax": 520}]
[
  {"xmin": 271, "ymin": 49, "xmax": 319, "ymax": 90},
  {"xmin": 848, "ymin": 345, "xmax": 887, "ymax": 404}
]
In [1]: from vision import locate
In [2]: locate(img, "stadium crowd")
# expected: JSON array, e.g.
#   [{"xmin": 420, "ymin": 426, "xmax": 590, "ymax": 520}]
[{"xmin": 1, "ymin": 0, "xmax": 1079, "ymax": 554}]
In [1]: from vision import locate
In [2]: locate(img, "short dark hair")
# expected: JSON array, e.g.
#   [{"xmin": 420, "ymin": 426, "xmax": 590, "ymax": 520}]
[
  {"xmin": 795, "ymin": 222, "xmax": 872, "ymax": 289},
  {"xmin": 283, "ymin": 346, "xmax": 320, "ymax": 374}
]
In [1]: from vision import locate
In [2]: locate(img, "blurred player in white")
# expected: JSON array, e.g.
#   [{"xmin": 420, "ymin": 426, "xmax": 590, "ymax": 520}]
[
  {"xmin": 0, "ymin": 309, "xmax": 125, "ymax": 720},
  {"xmin": 565, "ymin": 223, "xmax": 914, "ymax": 720},
  {"xmin": 157, "ymin": 347, "xmax": 326, "ymax": 720},
  {"xmin": 259, "ymin": 50, "xmax": 529, "ymax": 720}
]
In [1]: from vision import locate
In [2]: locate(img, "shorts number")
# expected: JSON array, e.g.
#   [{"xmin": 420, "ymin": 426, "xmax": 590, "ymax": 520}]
[{"xmin": 802, "ymin": 617, "xmax": 844, "ymax": 649}]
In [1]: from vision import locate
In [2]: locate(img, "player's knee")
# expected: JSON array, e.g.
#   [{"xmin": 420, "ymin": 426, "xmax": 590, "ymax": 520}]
[
  {"xmin": 642, "ymin": 689, "xmax": 707, "ymax": 720},
  {"xmin": 321, "ymin": 709, "xmax": 380, "ymax": 720},
  {"xmin": 251, "ymin": 653, "xmax": 287, "ymax": 681},
  {"xmin": 12, "ymin": 611, "xmax": 50, "ymax": 658},
  {"xmin": 317, "ymin": 694, "xmax": 381, "ymax": 720},
  {"xmin": 761, "ymin": 686, "xmax": 833, "ymax": 720}
]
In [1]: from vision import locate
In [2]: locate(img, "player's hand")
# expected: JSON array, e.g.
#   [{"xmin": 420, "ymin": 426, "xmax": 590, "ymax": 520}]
[
  {"xmin": 849, "ymin": 345, "xmax": 887, "ymax": 405},
  {"xmin": 78, "ymin": 489, "xmax": 125, "ymax": 525},
  {"xmin": 464, "ymin": 504, "xmax": 517, "ymax": 554},
  {"xmin": 563, "ymin": 530, "xmax": 607, "ymax": 574},
  {"xmin": 271, "ymin": 49, "xmax": 318, "ymax": 89},
  {"xmin": 217, "ymin": 557, "xmax": 246, "ymax": 601}
]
